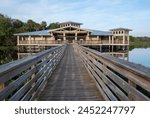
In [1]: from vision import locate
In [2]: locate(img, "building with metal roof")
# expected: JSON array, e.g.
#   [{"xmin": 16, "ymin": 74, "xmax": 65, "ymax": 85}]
[{"xmin": 15, "ymin": 21, "xmax": 132, "ymax": 48}]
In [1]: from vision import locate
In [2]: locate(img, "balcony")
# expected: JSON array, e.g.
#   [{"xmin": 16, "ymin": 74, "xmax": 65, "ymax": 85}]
[
  {"xmin": 18, "ymin": 40, "xmax": 65, "ymax": 46},
  {"xmin": 78, "ymin": 40, "xmax": 128, "ymax": 45}
]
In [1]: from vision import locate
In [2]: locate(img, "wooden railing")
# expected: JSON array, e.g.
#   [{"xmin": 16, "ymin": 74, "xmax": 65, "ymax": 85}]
[
  {"xmin": 75, "ymin": 44, "xmax": 150, "ymax": 101},
  {"xmin": 0, "ymin": 44, "xmax": 66, "ymax": 101}
]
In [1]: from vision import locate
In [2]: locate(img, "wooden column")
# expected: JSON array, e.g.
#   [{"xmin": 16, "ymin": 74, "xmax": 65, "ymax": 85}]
[
  {"xmin": 99, "ymin": 36, "xmax": 102, "ymax": 43},
  {"xmin": 97, "ymin": 36, "xmax": 99, "ymax": 40},
  {"xmin": 97, "ymin": 36, "xmax": 99, "ymax": 44},
  {"xmin": 63, "ymin": 33, "xmax": 66, "ymax": 40},
  {"xmin": 41, "ymin": 36, "xmax": 43, "ymax": 44},
  {"xmin": 109, "ymin": 36, "xmax": 111, "ymax": 44},
  {"xmin": 21, "ymin": 36, "xmax": 24, "ymax": 41},
  {"xmin": 123, "ymin": 31, "xmax": 125, "ymax": 44},
  {"xmin": 86, "ymin": 32, "xmax": 90, "ymax": 40},
  {"xmin": 123, "ymin": 35, "xmax": 125, "ymax": 44},
  {"xmin": 127, "ymin": 35, "xmax": 130, "ymax": 45},
  {"xmin": 51, "ymin": 32, "xmax": 55, "ymax": 40},
  {"xmin": 75, "ymin": 33, "xmax": 77, "ymax": 41},
  {"xmin": 112, "ymin": 36, "xmax": 114, "ymax": 44},
  {"xmin": 28, "ymin": 36, "xmax": 31, "ymax": 44},
  {"xmin": 28, "ymin": 36, "xmax": 31, "ymax": 52},
  {"xmin": 17, "ymin": 36, "xmax": 20, "ymax": 45}
]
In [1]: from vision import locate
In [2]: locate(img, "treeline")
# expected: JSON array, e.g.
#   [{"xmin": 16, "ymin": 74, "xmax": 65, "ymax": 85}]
[
  {"xmin": 130, "ymin": 36, "xmax": 150, "ymax": 42},
  {"xmin": 130, "ymin": 36, "xmax": 150, "ymax": 48},
  {"xmin": 0, "ymin": 13, "xmax": 59, "ymax": 46}
]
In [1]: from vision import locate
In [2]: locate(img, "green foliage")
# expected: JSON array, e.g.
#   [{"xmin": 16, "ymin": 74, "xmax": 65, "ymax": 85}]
[
  {"xmin": 12, "ymin": 19, "xmax": 24, "ymax": 33},
  {"xmin": 0, "ymin": 46, "xmax": 17, "ymax": 65},
  {"xmin": 41, "ymin": 21, "xmax": 47, "ymax": 30},
  {"xmin": 130, "ymin": 36, "xmax": 150, "ymax": 42},
  {"xmin": 2, "ymin": 12, "xmax": 150, "ymax": 48},
  {"xmin": 0, "ymin": 15, "xmax": 15, "ymax": 45},
  {"xmin": 47, "ymin": 22, "xmax": 60, "ymax": 29},
  {"xmin": 130, "ymin": 36, "xmax": 150, "ymax": 49},
  {"xmin": 26, "ymin": 19, "xmax": 41, "ymax": 31},
  {"xmin": 129, "ymin": 36, "xmax": 136, "ymax": 42},
  {"xmin": 0, "ymin": 13, "xmax": 60, "ymax": 46}
]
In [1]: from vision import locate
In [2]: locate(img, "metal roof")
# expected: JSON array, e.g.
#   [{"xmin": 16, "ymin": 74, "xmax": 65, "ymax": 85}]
[
  {"xmin": 59, "ymin": 21, "xmax": 83, "ymax": 25},
  {"xmin": 83, "ymin": 28, "xmax": 112, "ymax": 35},
  {"xmin": 14, "ymin": 27, "xmax": 112, "ymax": 36},
  {"xmin": 48, "ymin": 26, "xmax": 89, "ymax": 32},
  {"xmin": 89, "ymin": 29, "xmax": 112, "ymax": 36},
  {"xmin": 110, "ymin": 28, "xmax": 132, "ymax": 31},
  {"xmin": 14, "ymin": 30, "xmax": 49, "ymax": 36}
]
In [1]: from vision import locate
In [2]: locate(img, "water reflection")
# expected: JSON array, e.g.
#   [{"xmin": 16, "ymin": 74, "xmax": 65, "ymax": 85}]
[
  {"xmin": 83, "ymin": 45, "xmax": 150, "ymax": 68},
  {"xmin": 85, "ymin": 45, "xmax": 129, "ymax": 61},
  {"xmin": 102, "ymin": 52, "xmax": 128, "ymax": 61},
  {"xmin": 17, "ymin": 46, "xmax": 53, "ymax": 59},
  {"xmin": 129, "ymin": 48, "xmax": 150, "ymax": 68},
  {"xmin": 1, "ymin": 45, "xmax": 150, "ymax": 68},
  {"xmin": 18, "ymin": 53, "xmax": 35, "ymax": 59}
]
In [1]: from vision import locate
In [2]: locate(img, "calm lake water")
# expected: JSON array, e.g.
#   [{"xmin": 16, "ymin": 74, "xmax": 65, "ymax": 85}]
[
  {"xmin": 0, "ymin": 46, "xmax": 150, "ymax": 68},
  {"xmin": 129, "ymin": 48, "xmax": 150, "ymax": 68}
]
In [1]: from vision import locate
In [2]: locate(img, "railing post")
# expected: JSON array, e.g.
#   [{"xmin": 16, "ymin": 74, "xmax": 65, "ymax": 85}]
[
  {"xmin": 128, "ymin": 80, "xmax": 136, "ymax": 100},
  {"xmin": 31, "ymin": 65, "xmax": 36, "ymax": 81},
  {"xmin": 31, "ymin": 64, "xmax": 36, "ymax": 99}
]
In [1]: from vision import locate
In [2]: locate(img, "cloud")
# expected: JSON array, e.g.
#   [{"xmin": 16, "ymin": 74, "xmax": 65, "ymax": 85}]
[{"xmin": 0, "ymin": 0, "xmax": 150, "ymax": 36}]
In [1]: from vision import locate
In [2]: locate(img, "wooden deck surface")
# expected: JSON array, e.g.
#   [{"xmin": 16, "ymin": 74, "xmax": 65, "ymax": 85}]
[{"xmin": 38, "ymin": 44, "xmax": 104, "ymax": 101}]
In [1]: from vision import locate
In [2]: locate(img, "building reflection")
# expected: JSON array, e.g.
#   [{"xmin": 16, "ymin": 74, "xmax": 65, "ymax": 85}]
[
  {"xmin": 17, "ymin": 45, "xmax": 129, "ymax": 61},
  {"xmin": 83, "ymin": 45, "xmax": 129, "ymax": 61},
  {"xmin": 102, "ymin": 51, "xmax": 128, "ymax": 61},
  {"xmin": 17, "ymin": 46, "xmax": 53, "ymax": 59}
]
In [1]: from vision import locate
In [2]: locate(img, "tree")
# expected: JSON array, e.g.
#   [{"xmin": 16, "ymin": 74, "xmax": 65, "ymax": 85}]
[
  {"xmin": 129, "ymin": 36, "xmax": 137, "ymax": 42},
  {"xmin": 12, "ymin": 19, "xmax": 24, "ymax": 29},
  {"xmin": 0, "ymin": 13, "xmax": 62, "ymax": 46},
  {"xmin": 0, "ymin": 15, "xmax": 15, "ymax": 45},
  {"xmin": 0, "ymin": 13, "xmax": 4, "ymax": 17},
  {"xmin": 47, "ymin": 22, "xmax": 59, "ymax": 29},
  {"xmin": 26, "ymin": 19, "xmax": 37, "ymax": 31},
  {"xmin": 41, "ymin": 21, "xmax": 47, "ymax": 30},
  {"xmin": 12, "ymin": 19, "xmax": 24, "ymax": 33},
  {"xmin": 22, "ymin": 19, "xmax": 42, "ymax": 32}
]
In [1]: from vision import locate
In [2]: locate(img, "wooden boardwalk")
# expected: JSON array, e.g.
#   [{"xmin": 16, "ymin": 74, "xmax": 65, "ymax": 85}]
[{"xmin": 38, "ymin": 44, "xmax": 104, "ymax": 101}]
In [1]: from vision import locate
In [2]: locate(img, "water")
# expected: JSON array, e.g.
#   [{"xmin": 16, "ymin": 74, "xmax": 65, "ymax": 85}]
[
  {"xmin": 0, "ymin": 46, "xmax": 150, "ymax": 68},
  {"xmin": 129, "ymin": 48, "xmax": 150, "ymax": 68}
]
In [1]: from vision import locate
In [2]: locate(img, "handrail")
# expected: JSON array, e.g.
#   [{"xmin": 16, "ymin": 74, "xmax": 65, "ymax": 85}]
[
  {"xmin": 74, "ymin": 43, "xmax": 150, "ymax": 101},
  {"xmin": 0, "ymin": 44, "xmax": 66, "ymax": 101}
]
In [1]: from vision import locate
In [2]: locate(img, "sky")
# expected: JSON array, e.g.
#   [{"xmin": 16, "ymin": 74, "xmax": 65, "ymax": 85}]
[{"xmin": 0, "ymin": 0, "xmax": 150, "ymax": 36}]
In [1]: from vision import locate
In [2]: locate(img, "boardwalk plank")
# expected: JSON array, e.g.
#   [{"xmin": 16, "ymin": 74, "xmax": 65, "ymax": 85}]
[{"xmin": 38, "ymin": 44, "xmax": 104, "ymax": 101}]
